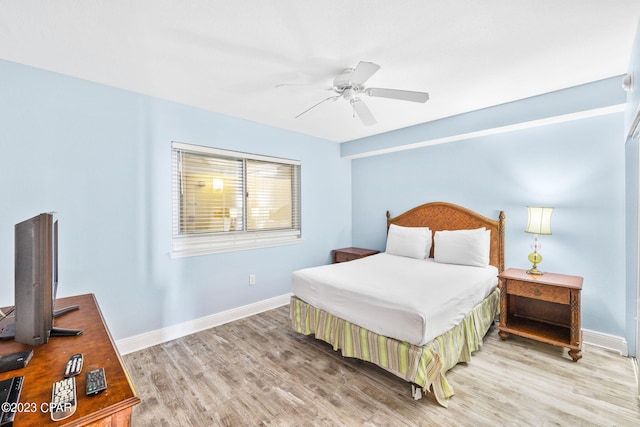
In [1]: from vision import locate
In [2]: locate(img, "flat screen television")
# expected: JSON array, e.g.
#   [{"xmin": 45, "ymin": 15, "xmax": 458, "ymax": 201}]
[{"xmin": 9, "ymin": 212, "xmax": 81, "ymax": 345}]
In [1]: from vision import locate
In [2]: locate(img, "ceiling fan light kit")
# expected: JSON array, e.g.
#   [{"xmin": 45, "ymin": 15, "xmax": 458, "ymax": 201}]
[{"xmin": 292, "ymin": 61, "xmax": 429, "ymax": 126}]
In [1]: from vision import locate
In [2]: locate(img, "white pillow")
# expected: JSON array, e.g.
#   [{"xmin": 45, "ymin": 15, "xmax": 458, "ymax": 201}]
[
  {"xmin": 433, "ymin": 228, "xmax": 491, "ymax": 267},
  {"xmin": 385, "ymin": 224, "xmax": 432, "ymax": 259}
]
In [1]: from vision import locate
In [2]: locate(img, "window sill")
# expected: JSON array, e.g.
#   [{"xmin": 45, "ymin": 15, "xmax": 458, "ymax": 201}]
[{"xmin": 170, "ymin": 235, "xmax": 303, "ymax": 258}]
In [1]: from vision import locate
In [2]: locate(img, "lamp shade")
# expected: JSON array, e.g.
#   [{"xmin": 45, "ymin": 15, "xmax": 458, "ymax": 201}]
[
  {"xmin": 525, "ymin": 206, "xmax": 553, "ymax": 235},
  {"xmin": 212, "ymin": 178, "xmax": 224, "ymax": 191}
]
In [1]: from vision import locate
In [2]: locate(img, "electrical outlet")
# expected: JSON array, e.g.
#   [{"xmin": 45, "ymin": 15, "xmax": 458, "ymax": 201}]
[{"xmin": 249, "ymin": 274, "xmax": 256, "ymax": 285}]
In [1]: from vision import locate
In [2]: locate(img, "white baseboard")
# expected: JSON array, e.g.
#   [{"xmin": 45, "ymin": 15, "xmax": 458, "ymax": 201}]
[
  {"xmin": 582, "ymin": 328, "xmax": 628, "ymax": 356},
  {"xmin": 115, "ymin": 293, "xmax": 292, "ymax": 355}
]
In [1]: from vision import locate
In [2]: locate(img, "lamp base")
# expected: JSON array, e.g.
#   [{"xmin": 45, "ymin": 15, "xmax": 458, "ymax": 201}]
[
  {"xmin": 526, "ymin": 266, "xmax": 544, "ymax": 275},
  {"xmin": 527, "ymin": 251, "xmax": 544, "ymax": 275}
]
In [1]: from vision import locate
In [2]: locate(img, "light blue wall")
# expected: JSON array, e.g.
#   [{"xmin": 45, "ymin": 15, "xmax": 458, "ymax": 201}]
[
  {"xmin": 343, "ymin": 78, "xmax": 623, "ymax": 159},
  {"xmin": 625, "ymin": 19, "xmax": 640, "ymax": 358},
  {"xmin": 0, "ymin": 59, "xmax": 351, "ymax": 340},
  {"xmin": 350, "ymin": 79, "xmax": 629, "ymax": 348}
]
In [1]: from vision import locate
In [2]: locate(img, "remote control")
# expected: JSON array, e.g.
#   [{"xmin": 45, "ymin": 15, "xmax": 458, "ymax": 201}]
[
  {"xmin": 64, "ymin": 353, "xmax": 83, "ymax": 378},
  {"xmin": 0, "ymin": 350, "xmax": 33, "ymax": 373},
  {"xmin": 0, "ymin": 376, "xmax": 23, "ymax": 427},
  {"xmin": 50, "ymin": 377, "xmax": 77, "ymax": 422},
  {"xmin": 85, "ymin": 368, "xmax": 107, "ymax": 396}
]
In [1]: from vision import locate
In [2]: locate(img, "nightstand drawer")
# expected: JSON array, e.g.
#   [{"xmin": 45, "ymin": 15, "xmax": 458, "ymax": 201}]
[
  {"xmin": 506, "ymin": 280, "xmax": 570, "ymax": 304},
  {"xmin": 334, "ymin": 252, "xmax": 360, "ymax": 263}
]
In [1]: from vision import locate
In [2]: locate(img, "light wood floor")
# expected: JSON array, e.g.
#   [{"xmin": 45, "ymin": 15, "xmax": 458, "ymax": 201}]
[{"xmin": 123, "ymin": 305, "xmax": 640, "ymax": 426}]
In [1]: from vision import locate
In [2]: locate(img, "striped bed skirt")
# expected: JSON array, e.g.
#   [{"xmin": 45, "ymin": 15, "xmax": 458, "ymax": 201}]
[{"xmin": 290, "ymin": 287, "xmax": 500, "ymax": 407}]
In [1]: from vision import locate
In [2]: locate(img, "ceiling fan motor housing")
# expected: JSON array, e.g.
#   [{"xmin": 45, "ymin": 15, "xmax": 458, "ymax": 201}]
[{"xmin": 333, "ymin": 68, "xmax": 362, "ymax": 92}]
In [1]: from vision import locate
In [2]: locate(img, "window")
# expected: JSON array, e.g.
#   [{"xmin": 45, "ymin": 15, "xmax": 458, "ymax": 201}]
[{"xmin": 171, "ymin": 142, "xmax": 301, "ymax": 257}]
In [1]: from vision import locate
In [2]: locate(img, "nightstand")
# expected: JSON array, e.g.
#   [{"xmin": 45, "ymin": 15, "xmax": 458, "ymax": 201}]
[
  {"xmin": 498, "ymin": 268, "xmax": 583, "ymax": 362},
  {"xmin": 332, "ymin": 247, "xmax": 380, "ymax": 263}
]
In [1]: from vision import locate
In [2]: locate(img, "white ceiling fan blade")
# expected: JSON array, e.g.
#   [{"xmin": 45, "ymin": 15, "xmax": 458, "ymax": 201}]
[
  {"xmin": 275, "ymin": 83, "xmax": 333, "ymax": 91},
  {"xmin": 295, "ymin": 95, "xmax": 340, "ymax": 119},
  {"xmin": 349, "ymin": 61, "xmax": 381, "ymax": 85},
  {"xmin": 365, "ymin": 87, "xmax": 430, "ymax": 103},
  {"xmin": 351, "ymin": 98, "xmax": 376, "ymax": 126}
]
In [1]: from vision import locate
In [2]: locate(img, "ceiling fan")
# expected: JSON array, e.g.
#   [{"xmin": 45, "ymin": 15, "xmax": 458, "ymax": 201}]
[{"xmin": 291, "ymin": 61, "xmax": 429, "ymax": 126}]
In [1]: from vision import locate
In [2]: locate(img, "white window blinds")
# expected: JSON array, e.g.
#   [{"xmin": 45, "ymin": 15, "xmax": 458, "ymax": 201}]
[{"xmin": 171, "ymin": 142, "xmax": 301, "ymax": 257}]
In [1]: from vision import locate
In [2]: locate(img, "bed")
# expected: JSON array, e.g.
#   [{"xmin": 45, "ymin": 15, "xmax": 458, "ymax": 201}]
[{"xmin": 290, "ymin": 202, "xmax": 505, "ymax": 406}]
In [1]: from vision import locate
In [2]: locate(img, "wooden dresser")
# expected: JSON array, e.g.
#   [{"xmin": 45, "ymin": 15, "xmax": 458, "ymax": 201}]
[
  {"xmin": 0, "ymin": 294, "xmax": 140, "ymax": 426},
  {"xmin": 498, "ymin": 268, "xmax": 583, "ymax": 361}
]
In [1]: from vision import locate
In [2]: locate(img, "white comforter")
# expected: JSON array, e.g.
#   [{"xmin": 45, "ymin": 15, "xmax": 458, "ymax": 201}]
[{"xmin": 291, "ymin": 253, "xmax": 498, "ymax": 346}]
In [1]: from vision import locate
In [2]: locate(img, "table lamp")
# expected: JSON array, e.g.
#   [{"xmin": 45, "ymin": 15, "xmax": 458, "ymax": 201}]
[{"xmin": 525, "ymin": 206, "xmax": 553, "ymax": 275}]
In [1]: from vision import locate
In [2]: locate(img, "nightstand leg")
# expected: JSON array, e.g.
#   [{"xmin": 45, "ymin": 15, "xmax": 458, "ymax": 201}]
[
  {"xmin": 568, "ymin": 349, "xmax": 582, "ymax": 362},
  {"xmin": 498, "ymin": 330, "xmax": 509, "ymax": 340}
]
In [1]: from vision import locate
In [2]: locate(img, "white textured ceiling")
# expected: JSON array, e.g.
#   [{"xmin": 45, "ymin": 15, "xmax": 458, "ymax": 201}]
[{"xmin": 1, "ymin": 1, "xmax": 639, "ymax": 142}]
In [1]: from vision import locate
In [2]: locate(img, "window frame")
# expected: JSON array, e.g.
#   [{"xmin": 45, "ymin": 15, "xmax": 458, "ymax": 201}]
[{"xmin": 171, "ymin": 141, "xmax": 302, "ymax": 258}]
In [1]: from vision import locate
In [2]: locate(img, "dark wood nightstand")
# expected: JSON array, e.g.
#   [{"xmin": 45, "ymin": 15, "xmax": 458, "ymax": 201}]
[
  {"xmin": 498, "ymin": 268, "xmax": 583, "ymax": 362},
  {"xmin": 332, "ymin": 247, "xmax": 380, "ymax": 263}
]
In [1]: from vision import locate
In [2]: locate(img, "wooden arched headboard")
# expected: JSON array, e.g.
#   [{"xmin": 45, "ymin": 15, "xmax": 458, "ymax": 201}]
[{"xmin": 386, "ymin": 202, "xmax": 505, "ymax": 271}]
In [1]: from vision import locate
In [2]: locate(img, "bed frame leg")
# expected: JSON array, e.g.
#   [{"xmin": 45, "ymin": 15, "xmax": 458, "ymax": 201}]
[{"xmin": 411, "ymin": 384, "xmax": 423, "ymax": 400}]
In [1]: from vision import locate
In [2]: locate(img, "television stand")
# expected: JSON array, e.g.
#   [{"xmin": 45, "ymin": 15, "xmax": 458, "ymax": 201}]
[
  {"xmin": 52, "ymin": 304, "xmax": 83, "ymax": 336},
  {"xmin": 50, "ymin": 326, "xmax": 83, "ymax": 337},
  {"xmin": 0, "ymin": 305, "xmax": 83, "ymax": 340},
  {"xmin": 0, "ymin": 323, "xmax": 83, "ymax": 340},
  {"xmin": 54, "ymin": 304, "xmax": 80, "ymax": 317}
]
